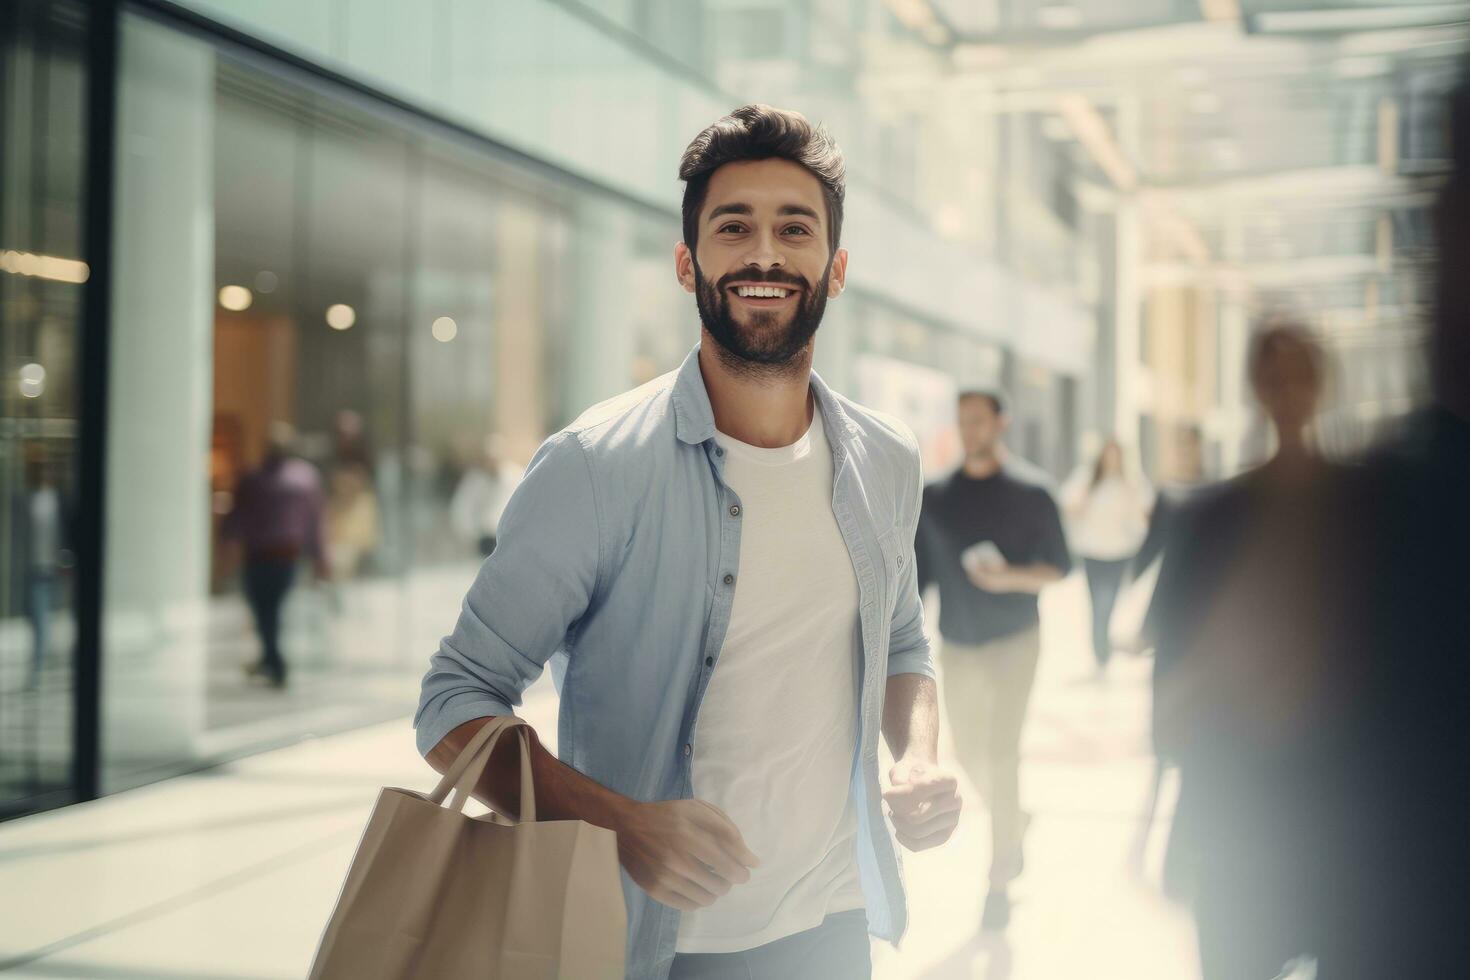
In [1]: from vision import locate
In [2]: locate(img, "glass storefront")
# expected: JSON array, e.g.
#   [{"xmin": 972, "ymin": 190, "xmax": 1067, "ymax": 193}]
[
  {"xmin": 0, "ymin": 0, "xmax": 89, "ymax": 818},
  {"xmin": 95, "ymin": 11, "xmax": 707, "ymax": 794}
]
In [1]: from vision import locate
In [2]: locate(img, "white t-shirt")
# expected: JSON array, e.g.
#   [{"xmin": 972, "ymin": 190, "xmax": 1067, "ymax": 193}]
[
  {"xmin": 1065, "ymin": 474, "xmax": 1154, "ymax": 560},
  {"xmin": 676, "ymin": 409, "xmax": 866, "ymax": 954}
]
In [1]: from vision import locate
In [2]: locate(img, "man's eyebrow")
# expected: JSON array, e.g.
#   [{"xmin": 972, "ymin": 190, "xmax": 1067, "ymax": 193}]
[
  {"xmin": 705, "ymin": 202, "xmax": 822, "ymax": 222},
  {"xmin": 777, "ymin": 204, "xmax": 820, "ymax": 220},
  {"xmin": 707, "ymin": 203, "xmax": 753, "ymax": 221}
]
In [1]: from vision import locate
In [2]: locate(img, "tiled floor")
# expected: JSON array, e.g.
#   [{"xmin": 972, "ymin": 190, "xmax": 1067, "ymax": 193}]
[{"xmin": 0, "ymin": 575, "xmax": 1198, "ymax": 979}]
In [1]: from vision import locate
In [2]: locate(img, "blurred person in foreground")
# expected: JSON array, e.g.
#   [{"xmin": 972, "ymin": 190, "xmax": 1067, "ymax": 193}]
[
  {"xmin": 222, "ymin": 421, "xmax": 330, "ymax": 688},
  {"xmin": 1311, "ymin": 77, "xmax": 1470, "ymax": 980},
  {"xmin": 415, "ymin": 105, "xmax": 961, "ymax": 980},
  {"xmin": 1062, "ymin": 438, "xmax": 1153, "ymax": 678},
  {"xmin": 916, "ymin": 390, "xmax": 1072, "ymax": 931},
  {"xmin": 1148, "ymin": 323, "xmax": 1362, "ymax": 979}
]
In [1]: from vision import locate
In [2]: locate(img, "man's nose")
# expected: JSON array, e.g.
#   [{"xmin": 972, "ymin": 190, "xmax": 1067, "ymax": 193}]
[{"xmin": 742, "ymin": 229, "xmax": 786, "ymax": 272}]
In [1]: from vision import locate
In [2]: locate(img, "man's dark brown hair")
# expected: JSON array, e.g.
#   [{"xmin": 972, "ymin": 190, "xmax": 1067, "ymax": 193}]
[{"xmin": 678, "ymin": 104, "xmax": 845, "ymax": 258}]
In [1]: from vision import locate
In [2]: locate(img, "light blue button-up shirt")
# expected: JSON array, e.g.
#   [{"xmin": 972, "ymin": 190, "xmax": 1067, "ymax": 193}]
[{"xmin": 415, "ymin": 345, "xmax": 933, "ymax": 979}]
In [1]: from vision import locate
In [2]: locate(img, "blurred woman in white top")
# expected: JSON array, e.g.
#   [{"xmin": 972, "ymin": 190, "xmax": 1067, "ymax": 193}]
[{"xmin": 1063, "ymin": 439, "xmax": 1154, "ymax": 674}]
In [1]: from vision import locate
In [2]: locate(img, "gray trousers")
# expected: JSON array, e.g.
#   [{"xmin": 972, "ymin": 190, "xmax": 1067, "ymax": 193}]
[
  {"xmin": 668, "ymin": 910, "xmax": 870, "ymax": 979},
  {"xmin": 940, "ymin": 628, "xmax": 1042, "ymax": 885}
]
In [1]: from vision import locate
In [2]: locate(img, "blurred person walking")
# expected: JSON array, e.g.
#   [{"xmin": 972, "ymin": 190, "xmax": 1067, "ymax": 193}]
[
  {"xmin": 916, "ymin": 389, "xmax": 1072, "ymax": 931},
  {"xmin": 15, "ymin": 448, "xmax": 68, "ymax": 688},
  {"xmin": 1062, "ymin": 439, "xmax": 1153, "ymax": 676},
  {"xmin": 415, "ymin": 106, "xmax": 961, "ymax": 980},
  {"xmin": 1311, "ymin": 75, "xmax": 1470, "ymax": 979},
  {"xmin": 449, "ymin": 434, "xmax": 522, "ymax": 558},
  {"xmin": 325, "ymin": 461, "xmax": 380, "ymax": 579},
  {"xmin": 1148, "ymin": 323, "xmax": 1359, "ymax": 980},
  {"xmin": 223, "ymin": 422, "xmax": 329, "ymax": 688}
]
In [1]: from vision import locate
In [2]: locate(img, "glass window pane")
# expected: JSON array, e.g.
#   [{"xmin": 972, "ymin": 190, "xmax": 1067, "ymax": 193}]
[{"xmin": 0, "ymin": 0, "xmax": 89, "ymax": 818}]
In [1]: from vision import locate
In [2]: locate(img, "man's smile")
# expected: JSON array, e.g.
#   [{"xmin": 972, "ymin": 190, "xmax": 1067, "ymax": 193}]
[{"xmin": 726, "ymin": 281, "xmax": 800, "ymax": 308}]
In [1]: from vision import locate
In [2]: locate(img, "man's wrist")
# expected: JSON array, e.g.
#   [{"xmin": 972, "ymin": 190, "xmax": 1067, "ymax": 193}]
[{"xmin": 593, "ymin": 790, "xmax": 640, "ymax": 835}]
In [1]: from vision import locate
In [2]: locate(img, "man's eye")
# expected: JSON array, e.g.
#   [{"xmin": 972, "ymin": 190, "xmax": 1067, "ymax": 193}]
[
  {"xmin": 718, "ymin": 223, "xmax": 746, "ymax": 234},
  {"xmin": 783, "ymin": 225, "xmax": 811, "ymax": 236}
]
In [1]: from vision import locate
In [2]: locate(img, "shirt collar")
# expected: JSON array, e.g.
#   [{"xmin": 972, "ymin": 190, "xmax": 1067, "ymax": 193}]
[{"xmin": 671, "ymin": 344, "xmax": 860, "ymax": 452}]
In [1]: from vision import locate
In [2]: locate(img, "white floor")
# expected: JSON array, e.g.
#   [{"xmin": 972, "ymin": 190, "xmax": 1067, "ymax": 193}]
[{"xmin": 0, "ymin": 575, "xmax": 1198, "ymax": 979}]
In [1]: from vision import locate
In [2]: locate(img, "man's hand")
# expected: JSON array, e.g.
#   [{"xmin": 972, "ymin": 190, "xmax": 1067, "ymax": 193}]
[
  {"xmin": 966, "ymin": 560, "xmax": 1013, "ymax": 593},
  {"xmin": 883, "ymin": 757, "xmax": 962, "ymax": 851},
  {"xmin": 612, "ymin": 798, "xmax": 761, "ymax": 911}
]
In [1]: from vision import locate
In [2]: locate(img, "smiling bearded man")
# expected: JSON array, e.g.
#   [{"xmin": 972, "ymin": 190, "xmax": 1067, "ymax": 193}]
[{"xmin": 416, "ymin": 104, "xmax": 962, "ymax": 980}]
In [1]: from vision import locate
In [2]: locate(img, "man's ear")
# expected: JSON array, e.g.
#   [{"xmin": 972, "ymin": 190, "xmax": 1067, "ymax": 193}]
[
  {"xmin": 827, "ymin": 247, "xmax": 849, "ymax": 298},
  {"xmin": 674, "ymin": 242, "xmax": 697, "ymax": 294}
]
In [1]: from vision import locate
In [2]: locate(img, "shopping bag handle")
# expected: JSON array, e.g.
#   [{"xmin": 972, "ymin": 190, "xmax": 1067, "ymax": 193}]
[{"xmin": 426, "ymin": 716, "xmax": 537, "ymax": 822}]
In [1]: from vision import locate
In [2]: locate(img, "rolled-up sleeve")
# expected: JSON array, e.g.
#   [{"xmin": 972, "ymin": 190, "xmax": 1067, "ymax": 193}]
[
  {"xmin": 413, "ymin": 431, "xmax": 602, "ymax": 758},
  {"xmin": 887, "ymin": 436, "xmax": 935, "ymax": 680}
]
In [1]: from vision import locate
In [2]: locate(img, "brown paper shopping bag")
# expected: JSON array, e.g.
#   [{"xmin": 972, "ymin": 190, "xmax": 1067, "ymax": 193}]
[{"xmin": 308, "ymin": 716, "xmax": 626, "ymax": 979}]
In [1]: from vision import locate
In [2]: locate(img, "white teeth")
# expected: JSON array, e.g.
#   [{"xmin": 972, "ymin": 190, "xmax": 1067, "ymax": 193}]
[{"xmin": 736, "ymin": 286, "xmax": 790, "ymax": 298}]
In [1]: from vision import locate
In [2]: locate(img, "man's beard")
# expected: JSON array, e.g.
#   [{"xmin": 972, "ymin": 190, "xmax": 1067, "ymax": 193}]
[{"xmin": 693, "ymin": 259, "xmax": 831, "ymax": 376}]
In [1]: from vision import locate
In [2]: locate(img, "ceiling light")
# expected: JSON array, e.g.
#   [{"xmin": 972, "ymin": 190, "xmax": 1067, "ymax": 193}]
[
  {"xmin": 431, "ymin": 316, "xmax": 458, "ymax": 343},
  {"xmin": 0, "ymin": 249, "xmax": 89, "ymax": 284},
  {"xmin": 218, "ymin": 285, "xmax": 252, "ymax": 311},
  {"xmin": 326, "ymin": 304, "xmax": 356, "ymax": 330},
  {"xmin": 1057, "ymin": 95, "xmax": 1139, "ymax": 192},
  {"xmin": 19, "ymin": 363, "xmax": 45, "ymax": 399}
]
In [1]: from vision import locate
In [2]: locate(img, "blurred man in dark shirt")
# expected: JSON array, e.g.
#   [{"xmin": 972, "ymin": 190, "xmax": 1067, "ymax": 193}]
[
  {"xmin": 222, "ymin": 422, "xmax": 328, "ymax": 688},
  {"xmin": 916, "ymin": 389, "xmax": 1071, "ymax": 931}
]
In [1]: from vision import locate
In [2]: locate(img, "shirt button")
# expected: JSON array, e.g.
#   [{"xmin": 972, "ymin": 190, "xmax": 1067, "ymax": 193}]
[
  {"xmin": 683, "ymin": 743, "xmax": 692, "ymax": 757},
  {"xmin": 729, "ymin": 505, "xmax": 741, "ymax": 518},
  {"xmin": 705, "ymin": 656, "xmax": 714, "ymax": 667},
  {"xmin": 715, "ymin": 447, "xmax": 725, "ymax": 457},
  {"xmin": 723, "ymin": 573, "xmax": 734, "ymax": 586}
]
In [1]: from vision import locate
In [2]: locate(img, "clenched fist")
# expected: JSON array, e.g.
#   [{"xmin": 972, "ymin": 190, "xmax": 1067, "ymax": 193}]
[
  {"xmin": 882, "ymin": 757, "xmax": 962, "ymax": 851},
  {"xmin": 613, "ymin": 798, "xmax": 761, "ymax": 911}
]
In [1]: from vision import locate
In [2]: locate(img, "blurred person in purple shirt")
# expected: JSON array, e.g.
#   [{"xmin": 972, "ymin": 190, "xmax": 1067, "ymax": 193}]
[{"xmin": 222, "ymin": 421, "xmax": 329, "ymax": 688}]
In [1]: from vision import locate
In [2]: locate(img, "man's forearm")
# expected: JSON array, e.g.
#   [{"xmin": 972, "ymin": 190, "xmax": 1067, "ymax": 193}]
[
  {"xmin": 883, "ymin": 673, "xmax": 939, "ymax": 763},
  {"xmin": 426, "ymin": 717, "xmax": 635, "ymax": 831},
  {"xmin": 1003, "ymin": 563, "xmax": 1064, "ymax": 594}
]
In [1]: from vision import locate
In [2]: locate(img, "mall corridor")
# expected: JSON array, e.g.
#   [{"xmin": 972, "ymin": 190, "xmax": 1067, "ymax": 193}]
[{"xmin": 0, "ymin": 576, "xmax": 1195, "ymax": 980}]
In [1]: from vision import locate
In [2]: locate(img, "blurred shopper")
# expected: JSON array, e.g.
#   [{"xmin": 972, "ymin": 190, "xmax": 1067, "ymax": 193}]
[
  {"xmin": 1062, "ymin": 439, "xmax": 1153, "ymax": 675},
  {"xmin": 1148, "ymin": 323, "xmax": 1359, "ymax": 980},
  {"xmin": 449, "ymin": 434, "xmax": 522, "ymax": 558},
  {"xmin": 1312, "ymin": 78, "xmax": 1470, "ymax": 980},
  {"xmin": 415, "ymin": 106, "xmax": 960, "ymax": 980},
  {"xmin": 16, "ymin": 448, "xmax": 67, "ymax": 687},
  {"xmin": 326, "ymin": 460, "xmax": 380, "ymax": 579},
  {"xmin": 916, "ymin": 389, "xmax": 1071, "ymax": 931},
  {"xmin": 223, "ymin": 422, "xmax": 329, "ymax": 688}
]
